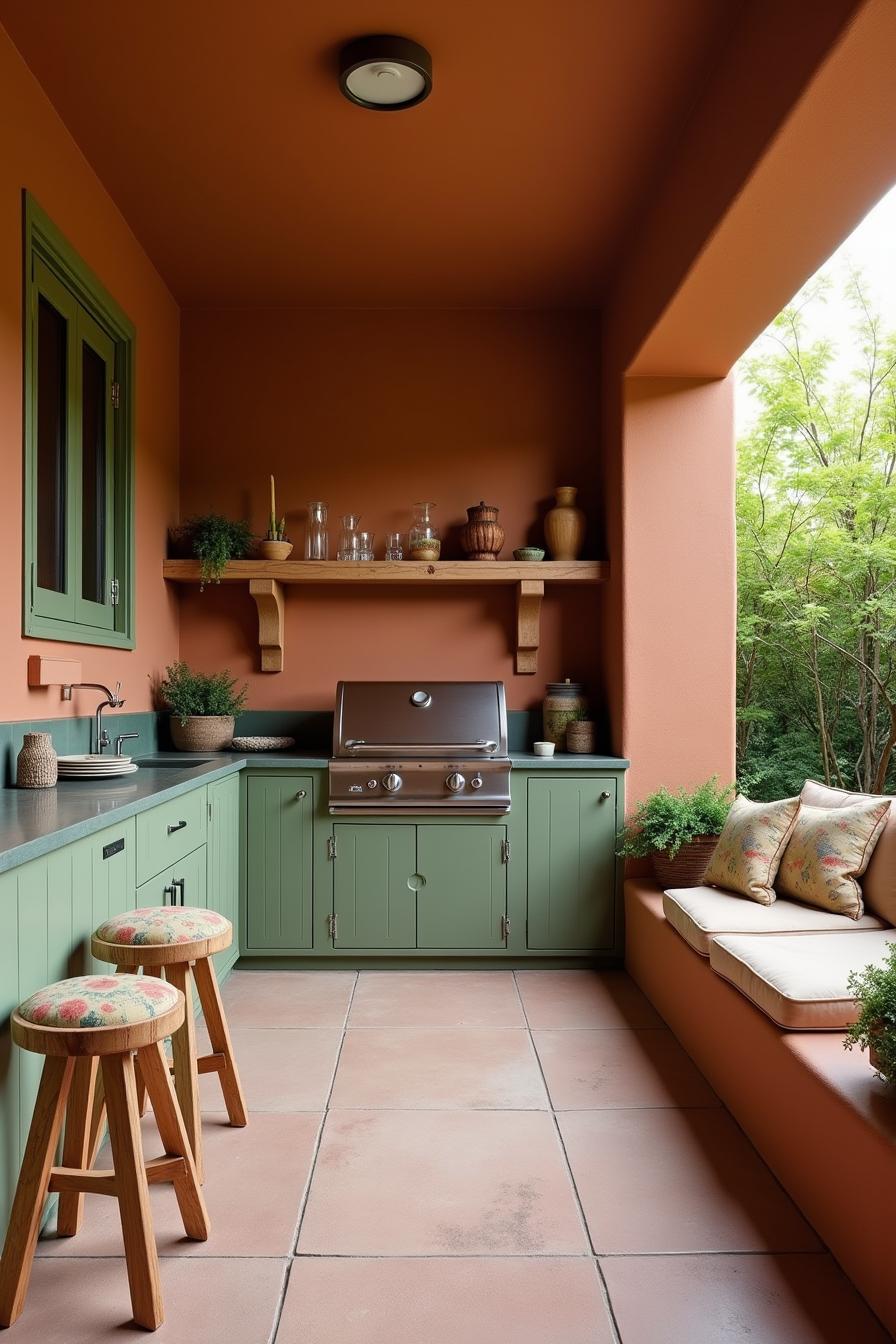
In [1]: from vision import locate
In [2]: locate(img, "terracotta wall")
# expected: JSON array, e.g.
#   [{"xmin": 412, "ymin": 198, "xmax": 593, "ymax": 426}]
[
  {"xmin": 0, "ymin": 26, "xmax": 180, "ymax": 722},
  {"xmin": 178, "ymin": 309, "xmax": 601, "ymax": 713}
]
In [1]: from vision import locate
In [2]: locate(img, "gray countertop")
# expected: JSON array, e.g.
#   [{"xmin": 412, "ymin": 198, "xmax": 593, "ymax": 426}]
[{"xmin": 0, "ymin": 749, "xmax": 628, "ymax": 875}]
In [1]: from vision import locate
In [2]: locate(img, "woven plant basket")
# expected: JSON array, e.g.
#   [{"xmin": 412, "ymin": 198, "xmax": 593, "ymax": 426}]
[
  {"xmin": 169, "ymin": 715, "xmax": 235, "ymax": 752},
  {"xmin": 651, "ymin": 835, "xmax": 719, "ymax": 888}
]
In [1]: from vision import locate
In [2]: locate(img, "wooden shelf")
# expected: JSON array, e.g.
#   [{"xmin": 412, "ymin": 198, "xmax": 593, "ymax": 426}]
[{"xmin": 163, "ymin": 559, "xmax": 608, "ymax": 675}]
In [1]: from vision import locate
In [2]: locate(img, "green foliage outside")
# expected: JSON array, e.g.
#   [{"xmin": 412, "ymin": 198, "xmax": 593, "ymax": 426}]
[
  {"xmin": 619, "ymin": 778, "xmax": 733, "ymax": 859},
  {"xmin": 845, "ymin": 941, "xmax": 896, "ymax": 1085},
  {"xmin": 737, "ymin": 272, "xmax": 896, "ymax": 800},
  {"xmin": 159, "ymin": 661, "xmax": 248, "ymax": 723}
]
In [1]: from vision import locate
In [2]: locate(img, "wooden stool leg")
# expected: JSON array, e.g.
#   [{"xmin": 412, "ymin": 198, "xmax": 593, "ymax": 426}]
[
  {"xmin": 193, "ymin": 956, "xmax": 248, "ymax": 1128},
  {"xmin": 0, "ymin": 1056, "xmax": 74, "ymax": 1327},
  {"xmin": 138, "ymin": 1043, "xmax": 209, "ymax": 1241},
  {"xmin": 101, "ymin": 1053, "xmax": 163, "ymax": 1331},
  {"xmin": 164, "ymin": 963, "xmax": 203, "ymax": 1184},
  {"xmin": 115, "ymin": 964, "xmax": 149, "ymax": 1117},
  {"xmin": 55, "ymin": 1056, "xmax": 99, "ymax": 1236}
]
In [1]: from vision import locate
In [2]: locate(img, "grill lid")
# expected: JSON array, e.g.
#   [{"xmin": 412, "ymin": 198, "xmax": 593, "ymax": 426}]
[{"xmin": 333, "ymin": 681, "xmax": 508, "ymax": 757}]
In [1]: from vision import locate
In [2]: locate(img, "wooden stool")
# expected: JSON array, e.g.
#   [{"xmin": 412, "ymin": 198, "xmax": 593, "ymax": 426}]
[
  {"xmin": 92, "ymin": 907, "xmax": 247, "ymax": 1184},
  {"xmin": 0, "ymin": 973, "xmax": 209, "ymax": 1332}
]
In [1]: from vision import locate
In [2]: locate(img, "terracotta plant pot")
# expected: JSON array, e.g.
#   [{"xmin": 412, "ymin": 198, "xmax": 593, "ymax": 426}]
[
  {"xmin": 258, "ymin": 539, "xmax": 293, "ymax": 561},
  {"xmin": 544, "ymin": 486, "xmax": 585, "ymax": 560},
  {"xmin": 169, "ymin": 715, "xmax": 235, "ymax": 752},
  {"xmin": 651, "ymin": 835, "xmax": 719, "ymax": 888},
  {"xmin": 460, "ymin": 502, "xmax": 505, "ymax": 560}
]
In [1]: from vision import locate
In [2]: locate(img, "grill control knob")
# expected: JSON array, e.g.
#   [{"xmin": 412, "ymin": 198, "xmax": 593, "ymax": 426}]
[
  {"xmin": 470, "ymin": 775, "xmax": 483, "ymax": 790},
  {"xmin": 446, "ymin": 772, "xmax": 465, "ymax": 793},
  {"xmin": 382, "ymin": 772, "xmax": 402, "ymax": 793}
]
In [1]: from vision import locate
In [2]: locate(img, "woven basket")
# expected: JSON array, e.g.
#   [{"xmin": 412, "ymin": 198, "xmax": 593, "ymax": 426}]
[
  {"xmin": 651, "ymin": 835, "xmax": 719, "ymax": 888},
  {"xmin": 169, "ymin": 715, "xmax": 235, "ymax": 752},
  {"xmin": 566, "ymin": 721, "xmax": 595, "ymax": 754}
]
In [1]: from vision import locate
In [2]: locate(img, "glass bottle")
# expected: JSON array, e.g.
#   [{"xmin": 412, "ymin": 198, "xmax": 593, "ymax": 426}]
[
  {"xmin": 385, "ymin": 531, "xmax": 404, "ymax": 561},
  {"xmin": 305, "ymin": 501, "xmax": 329, "ymax": 560},
  {"xmin": 338, "ymin": 513, "xmax": 361, "ymax": 561},
  {"xmin": 408, "ymin": 502, "xmax": 440, "ymax": 561}
]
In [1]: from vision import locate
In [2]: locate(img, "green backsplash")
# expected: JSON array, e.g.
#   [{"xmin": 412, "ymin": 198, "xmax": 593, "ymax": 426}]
[{"xmin": 0, "ymin": 712, "xmax": 161, "ymax": 787}]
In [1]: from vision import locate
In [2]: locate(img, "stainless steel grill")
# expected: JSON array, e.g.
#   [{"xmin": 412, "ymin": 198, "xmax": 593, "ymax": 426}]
[{"xmin": 329, "ymin": 681, "xmax": 511, "ymax": 815}]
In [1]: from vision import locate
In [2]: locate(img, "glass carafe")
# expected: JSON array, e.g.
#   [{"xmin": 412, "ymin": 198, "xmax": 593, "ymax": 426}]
[
  {"xmin": 305, "ymin": 501, "xmax": 329, "ymax": 560},
  {"xmin": 408, "ymin": 503, "xmax": 440, "ymax": 560},
  {"xmin": 338, "ymin": 513, "xmax": 361, "ymax": 561}
]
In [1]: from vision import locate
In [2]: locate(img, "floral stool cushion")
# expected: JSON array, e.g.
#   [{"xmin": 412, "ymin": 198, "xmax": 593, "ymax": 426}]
[
  {"xmin": 18, "ymin": 974, "xmax": 180, "ymax": 1029},
  {"xmin": 95, "ymin": 906, "xmax": 231, "ymax": 947}
]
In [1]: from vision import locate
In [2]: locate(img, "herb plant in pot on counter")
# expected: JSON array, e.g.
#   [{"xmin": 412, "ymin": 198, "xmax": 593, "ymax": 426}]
[
  {"xmin": 159, "ymin": 662, "xmax": 248, "ymax": 752},
  {"xmin": 619, "ymin": 777, "xmax": 733, "ymax": 887}
]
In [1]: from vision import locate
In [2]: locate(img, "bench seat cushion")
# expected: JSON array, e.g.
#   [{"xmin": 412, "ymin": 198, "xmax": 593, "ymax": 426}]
[
  {"xmin": 709, "ymin": 930, "xmax": 896, "ymax": 1030},
  {"xmin": 663, "ymin": 885, "xmax": 885, "ymax": 957}
]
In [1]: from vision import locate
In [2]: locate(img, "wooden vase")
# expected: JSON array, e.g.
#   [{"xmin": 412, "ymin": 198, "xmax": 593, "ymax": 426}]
[
  {"xmin": 544, "ymin": 486, "xmax": 585, "ymax": 560},
  {"xmin": 460, "ymin": 502, "xmax": 505, "ymax": 560}
]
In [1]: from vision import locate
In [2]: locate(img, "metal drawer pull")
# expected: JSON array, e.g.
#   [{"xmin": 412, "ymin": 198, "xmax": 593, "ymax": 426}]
[
  {"xmin": 167, "ymin": 820, "xmax": 188, "ymax": 834},
  {"xmin": 296, "ymin": 789, "xmax": 307, "ymax": 799},
  {"xmin": 173, "ymin": 877, "xmax": 186, "ymax": 906}
]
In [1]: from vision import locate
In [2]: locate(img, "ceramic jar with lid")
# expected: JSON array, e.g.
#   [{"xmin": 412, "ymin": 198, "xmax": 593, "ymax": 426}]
[
  {"xmin": 542, "ymin": 680, "xmax": 588, "ymax": 750},
  {"xmin": 16, "ymin": 732, "xmax": 58, "ymax": 788},
  {"xmin": 460, "ymin": 502, "xmax": 505, "ymax": 560}
]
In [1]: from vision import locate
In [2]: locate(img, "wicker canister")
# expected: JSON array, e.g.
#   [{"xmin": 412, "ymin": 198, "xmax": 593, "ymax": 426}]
[
  {"xmin": 566, "ymin": 720, "xmax": 595, "ymax": 754},
  {"xmin": 169, "ymin": 715, "xmax": 235, "ymax": 752},
  {"xmin": 16, "ymin": 732, "xmax": 58, "ymax": 788},
  {"xmin": 651, "ymin": 835, "xmax": 719, "ymax": 888}
]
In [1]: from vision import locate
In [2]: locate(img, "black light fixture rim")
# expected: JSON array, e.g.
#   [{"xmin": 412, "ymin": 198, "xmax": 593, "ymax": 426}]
[{"xmin": 339, "ymin": 33, "xmax": 432, "ymax": 111}]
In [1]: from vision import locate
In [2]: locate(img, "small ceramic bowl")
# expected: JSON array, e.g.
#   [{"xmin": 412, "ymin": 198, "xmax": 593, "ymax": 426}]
[
  {"xmin": 514, "ymin": 547, "xmax": 545, "ymax": 562},
  {"xmin": 533, "ymin": 741, "xmax": 555, "ymax": 757}
]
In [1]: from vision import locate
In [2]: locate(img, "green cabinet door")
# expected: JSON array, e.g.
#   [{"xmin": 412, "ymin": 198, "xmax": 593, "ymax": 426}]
[
  {"xmin": 246, "ymin": 776, "xmax": 313, "ymax": 950},
  {"xmin": 416, "ymin": 825, "xmax": 507, "ymax": 949},
  {"xmin": 332, "ymin": 825, "xmax": 416, "ymax": 949},
  {"xmin": 526, "ymin": 777, "xmax": 617, "ymax": 950},
  {"xmin": 0, "ymin": 870, "xmax": 19, "ymax": 1240},
  {"xmin": 207, "ymin": 774, "xmax": 240, "ymax": 977}
]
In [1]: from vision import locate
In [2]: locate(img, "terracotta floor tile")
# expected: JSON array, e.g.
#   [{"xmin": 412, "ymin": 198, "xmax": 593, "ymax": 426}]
[
  {"xmin": 10, "ymin": 1256, "xmax": 286, "ymax": 1341},
  {"xmin": 601, "ymin": 1253, "xmax": 890, "ymax": 1343},
  {"xmin": 212, "ymin": 969, "xmax": 356, "ymax": 1027},
  {"xmin": 298, "ymin": 1109, "xmax": 587, "ymax": 1255},
  {"xmin": 39, "ymin": 1110, "xmax": 322, "ymax": 1258},
  {"xmin": 516, "ymin": 970, "xmax": 663, "ymax": 1029},
  {"xmin": 348, "ymin": 970, "xmax": 526, "ymax": 1027},
  {"xmin": 197, "ymin": 1025, "xmax": 342, "ymax": 1111},
  {"xmin": 280, "ymin": 1257, "xmax": 614, "ymax": 1343},
  {"xmin": 533, "ymin": 1027, "xmax": 719, "ymax": 1109},
  {"xmin": 560, "ymin": 1109, "xmax": 819, "ymax": 1253},
  {"xmin": 331, "ymin": 1027, "xmax": 548, "ymax": 1109}
]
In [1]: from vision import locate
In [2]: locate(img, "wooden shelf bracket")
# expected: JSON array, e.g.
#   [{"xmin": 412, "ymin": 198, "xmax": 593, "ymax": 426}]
[
  {"xmin": 249, "ymin": 578, "xmax": 285, "ymax": 673},
  {"xmin": 516, "ymin": 579, "xmax": 544, "ymax": 675}
]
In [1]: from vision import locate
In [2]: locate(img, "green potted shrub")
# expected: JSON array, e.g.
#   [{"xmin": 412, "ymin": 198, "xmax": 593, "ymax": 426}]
[
  {"xmin": 170, "ymin": 514, "xmax": 253, "ymax": 588},
  {"xmin": 159, "ymin": 662, "xmax": 248, "ymax": 752},
  {"xmin": 619, "ymin": 777, "xmax": 733, "ymax": 886},
  {"xmin": 845, "ymin": 943, "xmax": 896, "ymax": 1084}
]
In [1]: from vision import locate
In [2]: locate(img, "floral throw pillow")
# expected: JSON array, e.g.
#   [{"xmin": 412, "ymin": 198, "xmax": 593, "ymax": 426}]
[
  {"xmin": 776, "ymin": 799, "xmax": 892, "ymax": 919},
  {"xmin": 704, "ymin": 794, "xmax": 801, "ymax": 906}
]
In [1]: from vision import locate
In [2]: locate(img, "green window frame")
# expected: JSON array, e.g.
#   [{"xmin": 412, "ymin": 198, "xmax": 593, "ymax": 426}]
[{"xmin": 23, "ymin": 193, "xmax": 135, "ymax": 648}]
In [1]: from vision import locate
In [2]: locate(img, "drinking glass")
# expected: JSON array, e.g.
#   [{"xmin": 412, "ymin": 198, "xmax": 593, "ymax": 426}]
[
  {"xmin": 358, "ymin": 531, "xmax": 375, "ymax": 561},
  {"xmin": 385, "ymin": 531, "xmax": 404, "ymax": 561},
  {"xmin": 338, "ymin": 514, "xmax": 361, "ymax": 560},
  {"xmin": 305, "ymin": 501, "xmax": 329, "ymax": 560}
]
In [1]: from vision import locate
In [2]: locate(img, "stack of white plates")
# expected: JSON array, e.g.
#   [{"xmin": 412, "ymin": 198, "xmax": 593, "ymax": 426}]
[{"xmin": 57, "ymin": 754, "xmax": 138, "ymax": 779}]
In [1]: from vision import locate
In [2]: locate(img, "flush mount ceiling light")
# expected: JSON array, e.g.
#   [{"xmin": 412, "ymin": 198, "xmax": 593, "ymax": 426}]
[{"xmin": 339, "ymin": 35, "xmax": 432, "ymax": 111}]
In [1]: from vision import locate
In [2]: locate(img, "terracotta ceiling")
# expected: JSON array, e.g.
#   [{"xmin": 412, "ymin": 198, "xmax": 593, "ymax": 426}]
[{"xmin": 0, "ymin": 0, "xmax": 739, "ymax": 307}]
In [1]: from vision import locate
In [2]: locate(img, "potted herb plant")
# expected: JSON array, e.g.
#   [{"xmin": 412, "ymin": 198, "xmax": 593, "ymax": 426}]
[
  {"xmin": 258, "ymin": 475, "xmax": 293, "ymax": 561},
  {"xmin": 845, "ymin": 943, "xmax": 896, "ymax": 1084},
  {"xmin": 619, "ymin": 777, "xmax": 732, "ymax": 886},
  {"xmin": 159, "ymin": 661, "xmax": 248, "ymax": 752},
  {"xmin": 169, "ymin": 514, "xmax": 253, "ymax": 588}
]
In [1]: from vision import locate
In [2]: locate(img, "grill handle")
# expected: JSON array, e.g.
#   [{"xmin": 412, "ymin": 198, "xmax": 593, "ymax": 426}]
[{"xmin": 342, "ymin": 739, "xmax": 499, "ymax": 755}]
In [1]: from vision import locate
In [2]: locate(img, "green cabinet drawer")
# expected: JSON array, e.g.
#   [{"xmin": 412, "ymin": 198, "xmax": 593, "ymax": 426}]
[
  {"xmin": 207, "ymin": 774, "xmax": 240, "ymax": 976},
  {"xmin": 331, "ymin": 824, "xmax": 416, "ymax": 949},
  {"xmin": 526, "ymin": 777, "xmax": 617, "ymax": 950},
  {"xmin": 416, "ymin": 825, "xmax": 507, "ymax": 949},
  {"xmin": 135, "ymin": 785, "xmax": 207, "ymax": 885},
  {"xmin": 246, "ymin": 776, "xmax": 313, "ymax": 949},
  {"xmin": 135, "ymin": 844, "xmax": 207, "ymax": 911}
]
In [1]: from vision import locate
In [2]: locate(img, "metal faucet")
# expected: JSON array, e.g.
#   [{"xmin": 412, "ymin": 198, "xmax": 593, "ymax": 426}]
[{"xmin": 61, "ymin": 682, "xmax": 126, "ymax": 754}]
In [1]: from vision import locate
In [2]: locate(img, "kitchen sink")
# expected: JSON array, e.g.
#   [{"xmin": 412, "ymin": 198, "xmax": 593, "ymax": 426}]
[{"xmin": 136, "ymin": 757, "xmax": 214, "ymax": 769}]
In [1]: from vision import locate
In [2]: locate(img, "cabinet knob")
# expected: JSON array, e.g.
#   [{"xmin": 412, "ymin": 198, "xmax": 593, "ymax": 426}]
[
  {"xmin": 296, "ymin": 789, "xmax": 307, "ymax": 800},
  {"xmin": 600, "ymin": 791, "xmax": 611, "ymax": 801}
]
